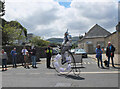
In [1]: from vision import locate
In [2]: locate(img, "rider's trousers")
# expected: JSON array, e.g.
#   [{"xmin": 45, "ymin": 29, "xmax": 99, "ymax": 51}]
[{"xmin": 61, "ymin": 46, "xmax": 71, "ymax": 62}]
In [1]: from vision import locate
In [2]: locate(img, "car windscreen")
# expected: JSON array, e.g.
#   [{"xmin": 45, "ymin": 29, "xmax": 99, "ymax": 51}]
[{"xmin": 76, "ymin": 49, "xmax": 85, "ymax": 52}]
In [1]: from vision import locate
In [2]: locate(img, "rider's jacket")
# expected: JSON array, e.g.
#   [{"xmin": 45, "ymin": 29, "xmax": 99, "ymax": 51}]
[{"xmin": 62, "ymin": 34, "xmax": 72, "ymax": 47}]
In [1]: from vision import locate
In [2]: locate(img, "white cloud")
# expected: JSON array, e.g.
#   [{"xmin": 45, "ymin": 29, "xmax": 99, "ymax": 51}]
[{"xmin": 4, "ymin": 0, "xmax": 118, "ymax": 39}]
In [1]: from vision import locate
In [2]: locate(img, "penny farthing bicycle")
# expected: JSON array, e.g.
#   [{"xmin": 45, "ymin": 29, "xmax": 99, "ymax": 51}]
[{"xmin": 52, "ymin": 46, "xmax": 81, "ymax": 76}]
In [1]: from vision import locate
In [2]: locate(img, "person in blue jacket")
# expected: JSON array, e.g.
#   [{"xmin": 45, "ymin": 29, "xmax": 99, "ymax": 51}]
[
  {"xmin": 96, "ymin": 44, "xmax": 104, "ymax": 69},
  {"xmin": 11, "ymin": 48, "xmax": 17, "ymax": 68}
]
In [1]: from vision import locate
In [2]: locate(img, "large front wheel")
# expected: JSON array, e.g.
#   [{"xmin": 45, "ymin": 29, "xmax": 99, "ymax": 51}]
[{"xmin": 52, "ymin": 51, "xmax": 74, "ymax": 75}]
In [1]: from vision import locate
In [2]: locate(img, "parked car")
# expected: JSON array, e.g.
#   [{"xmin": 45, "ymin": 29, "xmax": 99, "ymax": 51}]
[
  {"xmin": 74, "ymin": 49, "xmax": 88, "ymax": 58},
  {"xmin": 52, "ymin": 49, "xmax": 58, "ymax": 55},
  {"xmin": 52, "ymin": 47, "xmax": 61, "ymax": 55}
]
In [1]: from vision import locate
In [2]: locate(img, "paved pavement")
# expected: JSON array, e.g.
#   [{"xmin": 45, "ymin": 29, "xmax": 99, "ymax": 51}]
[{"xmin": 1, "ymin": 56, "xmax": 120, "ymax": 87}]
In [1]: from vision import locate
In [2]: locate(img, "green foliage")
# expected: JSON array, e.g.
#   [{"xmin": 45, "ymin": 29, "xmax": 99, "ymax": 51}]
[
  {"xmin": 1, "ymin": 19, "xmax": 27, "ymax": 45},
  {"xmin": 47, "ymin": 38, "xmax": 63, "ymax": 44},
  {"xmin": 79, "ymin": 35, "xmax": 83, "ymax": 40},
  {"xmin": 49, "ymin": 43, "xmax": 61, "ymax": 47},
  {"xmin": 30, "ymin": 36, "xmax": 50, "ymax": 47},
  {"xmin": 6, "ymin": 20, "xmax": 27, "ymax": 37},
  {"xmin": 72, "ymin": 43, "xmax": 78, "ymax": 49},
  {"xmin": 2, "ymin": 23, "xmax": 25, "ymax": 45}
]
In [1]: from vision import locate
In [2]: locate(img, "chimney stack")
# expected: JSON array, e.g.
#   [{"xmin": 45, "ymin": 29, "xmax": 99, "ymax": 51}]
[{"xmin": 116, "ymin": 22, "xmax": 120, "ymax": 32}]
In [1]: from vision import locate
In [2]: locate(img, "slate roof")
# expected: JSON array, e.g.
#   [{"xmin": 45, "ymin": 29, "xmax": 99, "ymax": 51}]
[
  {"xmin": 79, "ymin": 24, "xmax": 111, "ymax": 42},
  {"xmin": 84, "ymin": 24, "xmax": 111, "ymax": 38}
]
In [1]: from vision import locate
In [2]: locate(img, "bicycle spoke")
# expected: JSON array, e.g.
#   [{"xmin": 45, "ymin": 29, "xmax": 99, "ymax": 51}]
[{"xmin": 52, "ymin": 50, "xmax": 81, "ymax": 76}]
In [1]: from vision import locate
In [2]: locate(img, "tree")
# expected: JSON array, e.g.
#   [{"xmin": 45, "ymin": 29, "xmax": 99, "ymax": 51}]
[
  {"xmin": 1, "ymin": 19, "xmax": 27, "ymax": 45},
  {"xmin": 72, "ymin": 43, "xmax": 78, "ymax": 49},
  {"xmin": 2, "ymin": 24, "xmax": 25, "ymax": 45},
  {"xmin": 79, "ymin": 35, "xmax": 83, "ymax": 40},
  {"xmin": 30, "ymin": 36, "xmax": 50, "ymax": 47}
]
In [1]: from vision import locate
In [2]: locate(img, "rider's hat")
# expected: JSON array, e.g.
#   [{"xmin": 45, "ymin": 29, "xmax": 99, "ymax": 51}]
[{"xmin": 65, "ymin": 29, "xmax": 69, "ymax": 35}]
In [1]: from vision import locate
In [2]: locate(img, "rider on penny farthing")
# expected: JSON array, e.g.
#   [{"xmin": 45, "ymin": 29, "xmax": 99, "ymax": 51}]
[{"xmin": 61, "ymin": 30, "xmax": 72, "ymax": 65}]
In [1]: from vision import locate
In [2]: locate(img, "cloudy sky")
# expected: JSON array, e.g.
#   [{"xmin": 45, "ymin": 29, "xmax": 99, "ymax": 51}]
[{"xmin": 4, "ymin": 0, "xmax": 119, "ymax": 39}]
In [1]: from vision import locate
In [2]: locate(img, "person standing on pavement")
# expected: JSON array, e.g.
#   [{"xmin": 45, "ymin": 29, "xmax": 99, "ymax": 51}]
[
  {"xmin": 45, "ymin": 46, "xmax": 53, "ymax": 69},
  {"xmin": 21, "ymin": 47, "xmax": 26, "ymax": 66},
  {"xmin": 28, "ymin": 47, "xmax": 32, "ymax": 65},
  {"xmin": 96, "ymin": 44, "xmax": 104, "ymax": 69},
  {"xmin": 11, "ymin": 48, "xmax": 17, "ymax": 68},
  {"xmin": 0, "ymin": 49, "xmax": 8, "ymax": 71},
  {"xmin": 21, "ymin": 47, "xmax": 28, "ymax": 68},
  {"xmin": 106, "ymin": 42, "xmax": 116, "ymax": 68},
  {"xmin": 31, "ymin": 47, "xmax": 37, "ymax": 68},
  {"xmin": 24, "ymin": 51, "xmax": 30, "ymax": 69}
]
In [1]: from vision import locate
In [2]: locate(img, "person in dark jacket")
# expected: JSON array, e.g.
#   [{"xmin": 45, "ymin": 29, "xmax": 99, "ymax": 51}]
[
  {"xmin": 31, "ymin": 47, "xmax": 37, "ymax": 68},
  {"xmin": 106, "ymin": 42, "xmax": 115, "ymax": 68},
  {"xmin": 45, "ymin": 46, "xmax": 53, "ymax": 69}
]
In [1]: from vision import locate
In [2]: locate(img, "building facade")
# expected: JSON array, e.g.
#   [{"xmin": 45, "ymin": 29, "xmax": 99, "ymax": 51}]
[
  {"xmin": 78, "ymin": 24, "xmax": 111, "ymax": 54},
  {"xmin": 78, "ymin": 23, "xmax": 120, "ymax": 64}
]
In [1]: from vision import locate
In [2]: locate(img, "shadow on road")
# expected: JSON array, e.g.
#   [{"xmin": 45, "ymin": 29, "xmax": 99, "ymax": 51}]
[
  {"xmin": 104, "ymin": 66, "xmax": 120, "ymax": 69},
  {"xmin": 113, "ymin": 67, "xmax": 120, "ymax": 69},
  {"xmin": 57, "ymin": 74, "xmax": 85, "ymax": 80},
  {"xmin": 71, "ymin": 66, "xmax": 86, "ymax": 69}
]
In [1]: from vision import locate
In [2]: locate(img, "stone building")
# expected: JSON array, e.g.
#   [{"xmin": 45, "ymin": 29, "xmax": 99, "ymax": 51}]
[
  {"xmin": 78, "ymin": 22, "xmax": 120, "ymax": 64},
  {"xmin": 78, "ymin": 24, "xmax": 111, "ymax": 54}
]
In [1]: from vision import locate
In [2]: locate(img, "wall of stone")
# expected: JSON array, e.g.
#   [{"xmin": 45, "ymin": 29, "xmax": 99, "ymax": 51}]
[
  {"xmin": 2, "ymin": 46, "xmax": 47, "ymax": 64},
  {"xmin": 118, "ymin": 32, "xmax": 120, "ymax": 64},
  {"xmin": 118, "ymin": 32, "xmax": 120, "ymax": 54},
  {"xmin": 79, "ymin": 31, "xmax": 119, "ymax": 54},
  {"xmin": 78, "ymin": 37, "xmax": 105, "ymax": 53},
  {"xmin": 105, "ymin": 32, "xmax": 119, "ymax": 54}
]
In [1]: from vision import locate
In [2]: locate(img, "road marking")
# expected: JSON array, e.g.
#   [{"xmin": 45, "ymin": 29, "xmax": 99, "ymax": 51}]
[
  {"xmin": 88, "ymin": 62, "xmax": 90, "ymax": 64},
  {"xmin": 46, "ymin": 71, "xmax": 120, "ymax": 75},
  {"xmin": 92, "ymin": 62, "xmax": 96, "ymax": 64},
  {"xmin": 84, "ymin": 62, "xmax": 86, "ymax": 64},
  {"xmin": 91, "ymin": 62, "xmax": 94, "ymax": 64}
]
